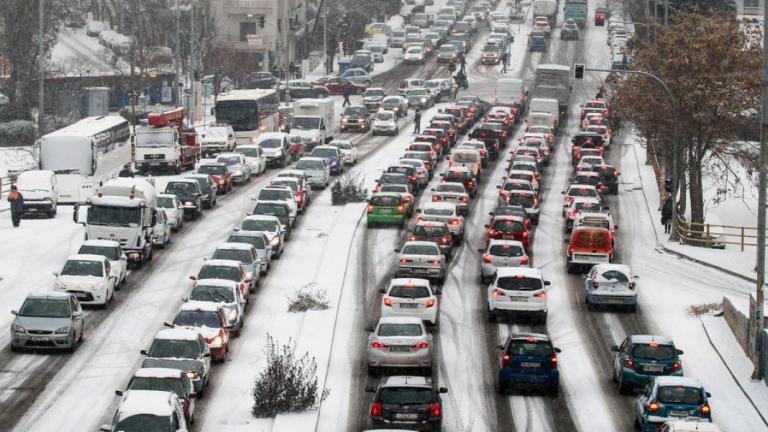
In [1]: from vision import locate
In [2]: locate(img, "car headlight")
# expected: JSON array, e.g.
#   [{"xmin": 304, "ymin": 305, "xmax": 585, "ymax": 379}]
[
  {"xmin": 185, "ymin": 201, "xmax": 194, "ymax": 206},
  {"xmin": 209, "ymin": 335, "xmax": 223, "ymax": 348},
  {"xmin": 227, "ymin": 308, "xmax": 238, "ymax": 321},
  {"xmin": 186, "ymin": 371, "xmax": 199, "ymax": 379},
  {"xmin": 234, "ymin": 170, "xmax": 243, "ymax": 176},
  {"xmin": 270, "ymin": 236, "xmax": 280, "ymax": 246},
  {"xmin": 281, "ymin": 224, "xmax": 288, "ymax": 230},
  {"xmin": 55, "ymin": 326, "xmax": 70, "ymax": 334},
  {"xmin": 11, "ymin": 324, "xmax": 25, "ymax": 333},
  {"xmin": 421, "ymin": 98, "xmax": 427, "ymax": 103}
]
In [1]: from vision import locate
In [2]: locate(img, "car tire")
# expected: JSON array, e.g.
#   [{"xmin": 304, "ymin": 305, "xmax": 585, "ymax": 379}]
[
  {"xmin": 367, "ymin": 365, "xmax": 379, "ymax": 376},
  {"xmin": 49, "ymin": 207, "xmax": 57, "ymax": 218},
  {"xmin": 487, "ymin": 308, "xmax": 497, "ymax": 322},
  {"xmin": 618, "ymin": 373, "xmax": 631, "ymax": 395},
  {"xmin": 549, "ymin": 385, "xmax": 559, "ymax": 397},
  {"xmin": 627, "ymin": 304, "xmax": 637, "ymax": 313},
  {"xmin": 10, "ymin": 344, "xmax": 20, "ymax": 353},
  {"xmin": 496, "ymin": 382, "xmax": 507, "ymax": 395}
]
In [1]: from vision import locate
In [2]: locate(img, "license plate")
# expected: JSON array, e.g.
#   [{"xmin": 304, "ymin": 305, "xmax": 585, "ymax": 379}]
[
  {"xmin": 395, "ymin": 413, "xmax": 419, "ymax": 420},
  {"xmin": 643, "ymin": 364, "xmax": 664, "ymax": 373},
  {"xmin": 150, "ymin": 161, "xmax": 160, "ymax": 166},
  {"xmin": 509, "ymin": 296, "xmax": 528, "ymax": 302},
  {"xmin": 31, "ymin": 336, "xmax": 49, "ymax": 342},
  {"xmin": 390, "ymin": 345, "xmax": 411, "ymax": 352},
  {"xmin": 412, "ymin": 268, "xmax": 428, "ymax": 274},
  {"xmin": 378, "ymin": 208, "xmax": 393, "ymax": 215},
  {"xmin": 521, "ymin": 361, "xmax": 540, "ymax": 368},
  {"xmin": 27, "ymin": 208, "xmax": 37, "ymax": 212},
  {"xmin": 604, "ymin": 297, "xmax": 624, "ymax": 304},
  {"xmin": 74, "ymin": 293, "xmax": 88, "ymax": 299},
  {"xmin": 669, "ymin": 410, "xmax": 689, "ymax": 417},
  {"xmin": 399, "ymin": 303, "xmax": 418, "ymax": 309}
]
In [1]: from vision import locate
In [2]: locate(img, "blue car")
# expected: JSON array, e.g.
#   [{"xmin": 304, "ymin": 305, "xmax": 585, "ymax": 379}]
[
  {"xmin": 309, "ymin": 145, "xmax": 344, "ymax": 175},
  {"xmin": 496, "ymin": 332, "xmax": 561, "ymax": 396},
  {"xmin": 528, "ymin": 35, "xmax": 547, "ymax": 52},
  {"xmin": 612, "ymin": 335, "xmax": 684, "ymax": 394},
  {"xmin": 634, "ymin": 376, "xmax": 712, "ymax": 431}
]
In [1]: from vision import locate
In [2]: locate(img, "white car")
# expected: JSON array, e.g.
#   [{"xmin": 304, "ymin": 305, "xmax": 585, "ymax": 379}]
[
  {"xmin": 328, "ymin": 139, "xmax": 359, "ymax": 165},
  {"xmin": 54, "ymin": 254, "xmax": 117, "ymax": 306},
  {"xmin": 100, "ymin": 390, "xmax": 187, "ymax": 432},
  {"xmin": 404, "ymin": 46, "xmax": 426, "ymax": 64},
  {"xmin": 562, "ymin": 184, "xmax": 601, "ymax": 215},
  {"xmin": 77, "ymin": 240, "xmax": 128, "ymax": 288},
  {"xmin": 255, "ymin": 186, "xmax": 298, "ymax": 226},
  {"xmin": 236, "ymin": 144, "xmax": 268, "ymax": 176},
  {"xmin": 153, "ymin": 209, "xmax": 173, "ymax": 249},
  {"xmin": 380, "ymin": 278, "xmax": 438, "ymax": 325},
  {"xmin": 239, "ymin": 215, "xmax": 286, "ymax": 258},
  {"xmin": 417, "ymin": 202, "xmax": 465, "ymax": 239},
  {"xmin": 394, "ymin": 241, "xmax": 447, "ymax": 284},
  {"xmin": 186, "ymin": 278, "xmax": 246, "ymax": 332},
  {"xmin": 478, "ymin": 239, "xmax": 530, "ymax": 283},
  {"xmin": 216, "ymin": 152, "xmax": 252, "ymax": 184},
  {"xmin": 156, "ymin": 193, "xmax": 184, "ymax": 232},
  {"xmin": 487, "ymin": 267, "xmax": 550, "ymax": 323},
  {"xmin": 584, "ymin": 263, "xmax": 637, "ymax": 311},
  {"xmin": 372, "ymin": 110, "xmax": 399, "ymax": 136},
  {"xmin": 295, "ymin": 157, "xmax": 330, "ymax": 189}
]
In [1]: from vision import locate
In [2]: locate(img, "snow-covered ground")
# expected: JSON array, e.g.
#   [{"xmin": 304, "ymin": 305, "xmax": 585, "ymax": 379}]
[{"xmin": 51, "ymin": 26, "xmax": 117, "ymax": 75}]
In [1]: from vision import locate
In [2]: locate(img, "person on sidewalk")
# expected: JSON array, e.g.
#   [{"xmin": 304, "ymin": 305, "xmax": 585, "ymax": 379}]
[
  {"xmin": 459, "ymin": 54, "xmax": 467, "ymax": 73},
  {"xmin": 7, "ymin": 185, "xmax": 24, "ymax": 228},
  {"xmin": 342, "ymin": 86, "xmax": 351, "ymax": 107},
  {"xmin": 501, "ymin": 51, "xmax": 509, "ymax": 73},
  {"xmin": 413, "ymin": 109, "xmax": 422, "ymax": 134},
  {"xmin": 661, "ymin": 194, "xmax": 673, "ymax": 234}
]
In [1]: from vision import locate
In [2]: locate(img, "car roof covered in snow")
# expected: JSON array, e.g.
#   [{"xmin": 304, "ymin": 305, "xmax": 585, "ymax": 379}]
[
  {"xmin": 628, "ymin": 334, "xmax": 676, "ymax": 346},
  {"xmin": 117, "ymin": 390, "xmax": 176, "ymax": 419},
  {"xmin": 180, "ymin": 301, "xmax": 223, "ymax": 313},
  {"xmin": 154, "ymin": 328, "xmax": 201, "ymax": 341},
  {"xmin": 194, "ymin": 278, "xmax": 240, "ymax": 289},
  {"xmin": 65, "ymin": 254, "xmax": 107, "ymax": 263},
  {"xmin": 215, "ymin": 242, "xmax": 255, "ymax": 251},
  {"xmin": 495, "ymin": 267, "xmax": 543, "ymax": 278},
  {"xmin": 201, "ymin": 259, "xmax": 241, "ymax": 268},
  {"xmin": 81, "ymin": 239, "xmax": 121, "ymax": 248},
  {"xmin": 382, "ymin": 375, "xmax": 433, "ymax": 387},
  {"xmin": 653, "ymin": 376, "xmax": 703, "ymax": 388},
  {"xmin": 133, "ymin": 368, "xmax": 184, "ymax": 380}
]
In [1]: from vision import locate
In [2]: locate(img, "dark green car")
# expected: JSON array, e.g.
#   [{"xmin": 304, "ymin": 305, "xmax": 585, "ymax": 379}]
[{"xmin": 367, "ymin": 193, "xmax": 407, "ymax": 227}]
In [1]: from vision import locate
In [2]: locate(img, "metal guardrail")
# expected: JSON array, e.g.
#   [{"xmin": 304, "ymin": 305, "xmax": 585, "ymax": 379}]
[{"xmin": 674, "ymin": 214, "xmax": 767, "ymax": 251}]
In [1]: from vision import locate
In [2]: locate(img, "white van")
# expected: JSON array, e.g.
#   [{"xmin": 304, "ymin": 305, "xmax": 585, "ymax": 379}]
[
  {"xmin": 449, "ymin": 147, "xmax": 482, "ymax": 178},
  {"xmin": 529, "ymin": 98, "xmax": 559, "ymax": 118},
  {"xmin": 15, "ymin": 170, "xmax": 58, "ymax": 218}
]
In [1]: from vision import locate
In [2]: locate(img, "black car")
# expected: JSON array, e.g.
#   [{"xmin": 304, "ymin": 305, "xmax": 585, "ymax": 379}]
[
  {"xmin": 471, "ymin": 122, "xmax": 507, "ymax": 142},
  {"xmin": 490, "ymin": 204, "xmax": 532, "ymax": 228},
  {"xmin": 164, "ymin": 179, "xmax": 203, "ymax": 219},
  {"xmin": 244, "ymin": 72, "xmax": 277, "ymax": 89},
  {"xmin": 441, "ymin": 168, "xmax": 478, "ymax": 196},
  {"xmin": 591, "ymin": 164, "xmax": 620, "ymax": 195},
  {"xmin": 340, "ymin": 105, "xmax": 371, "ymax": 132},
  {"xmin": 185, "ymin": 174, "xmax": 218, "ymax": 209},
  {"xmin": 367, "ymin": 375, "xmax": 447, "ymax": 432},
  {"xmin": 287, "ymin": 80, "xmax": 331, "ymax": 99}
]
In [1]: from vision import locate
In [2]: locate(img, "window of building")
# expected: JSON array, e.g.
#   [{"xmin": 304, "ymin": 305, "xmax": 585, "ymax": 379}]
[{"xmin": 240, "ymin": 21, "xmax": 257, "ymax": 42}]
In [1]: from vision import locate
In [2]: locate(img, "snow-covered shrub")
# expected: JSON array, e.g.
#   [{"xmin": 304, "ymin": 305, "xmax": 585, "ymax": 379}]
[
  {"xmin": 287, "ymin": 282, "xmax": 330, "ymax": 312},
  {"xmin": 0, "ymin": 120, "xmax": 36, "ymax": 147},
  {"xmin": 331, "ymin": 170, "xmax": 367, "ymax": 205},
  {"xmin": 251, "ymin": 335, "xmax": 330, "ymax": 417}
]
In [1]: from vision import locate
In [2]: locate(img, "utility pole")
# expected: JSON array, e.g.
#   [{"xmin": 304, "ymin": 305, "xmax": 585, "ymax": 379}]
[
  {"xmin": 189, "ymin": 2, "xmax": 196, "ymax": 125},
  {"xmin": 323, "ymin": 0, "xmax": 328, "ymax": 73},
  {"xmin": 664, "ymin": 0, "xmax": 669, "ymax": 26},
  {"xmin": 37, "ymin": 0, "xmax": 44, "ymax": 134},
  {"xmin": 751, "ymin": 0, "xmax": 768, "ymax": 380},
  {"xmin": 175, "ymin": 0, "xmax": 181, "ymax": 107}
]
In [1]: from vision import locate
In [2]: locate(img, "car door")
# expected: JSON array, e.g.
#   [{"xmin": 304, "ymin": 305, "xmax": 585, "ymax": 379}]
[
  {"xmin": 614, "ymin": 337, "xmax": 628, "ymax": 376},
  {"xmin": 70, "ymin": 296, "xmax": 84, "ymax": 337}
]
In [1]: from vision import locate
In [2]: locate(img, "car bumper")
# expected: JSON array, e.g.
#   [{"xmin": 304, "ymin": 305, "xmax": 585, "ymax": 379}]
[
  {"xmin": 489, "ymin": 298, "xmax": 547, "ymax": 314},
  {"xmin": 54, "ymin": 287, "xmax": 109, "ymax": 305},
  {"xmin": 367, "ymin": 214, "xmax": 406, "ymax": 225},
  {"xmin": 395, "ymin": 266, "xmax": 444, "ymax": 280},
  {"xmin": 210, "ymin": 345, "xmax": 227, "ymax": 361},
  {"xmin": 265, "ymin": 156, "xmax": 285, "ymax": 167},
  {"xmin": 11, "ymin": 331, "xmax": 75, "ymax": 350},
  {"xmin": 499, "ymin": 369, "xmax": 559, "ymax": 387},
  {"xmin": 201, "ymin": 146, "xmax": 227, "ymax": 157},
  {"xmin": 370, "ymin": 418, "xmax": 441, "ymax": 432},
  {"xmin": 137, "ymin": 160, "xmax": 179, "ymax": 170},
  {"xmin": 367, "ymin": 347, "xmax": 433, "ymax": 368},
  {"xmin": 480, "ymin": 261, "xmax": 529, "ymax": 278},
  {"xmin": 373, "ymin": 125, "xmax": 397, "ymax": 133},
  {"xmin": 586, "ymin": 291, "xmax": 637, "ymax": 305},
  {"xmin": 341, "ymin": 121, "xmax": 368, "ymax": 131},
  {"xmin": 481, "ymin": 57, "xmax": 500, "ymax": 64},
  {"xmin": 381, "ymin": 306, "xmax": 438, "ymax": 325},
  {"xmin": 21, "ymin": 201, "xmax": 55, "ymax": 215}
]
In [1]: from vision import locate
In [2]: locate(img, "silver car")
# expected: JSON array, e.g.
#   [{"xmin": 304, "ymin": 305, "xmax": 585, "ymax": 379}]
[
  {"xmin": 367, "ymin": 316, "xmax": 433, "ymax": 375},
  {"xmin": 156, "ymin": 193, "xmax": 184, "ymax": 231},
  {"xmin": 153, "ymin": 209, "xmax": 172, "ymax": 249},
  {"xmin": 239, "ymin": 215, "xmax": 285, "ymax": 258},
  {"xmin": 394, "ymin": 241, "xmax": 447, "ymax": 284},
  {"xmin": 186, "ymin": 279, "xmax": 246, "ymax": 333},
  {"xmin": 478, "ymin": 239, "xmax": 530, "ymax": 283},
  {"xmin": 417, "ymin": 202, "xmax": 465, "ymax": 240},
  {"xmin": 11, "ymin": 292, "xmax": 84, "ymax": 352},
  {"xmin": 226, "ymin": 230, "xmax": 273, "ymax": 274},
  {"xmin": 211, "ymin": 243, "xmax": 261, "ymax": 293},
  {"xmin": 217, "ymin": 153, "xmax": 252, "ymax": 184}
]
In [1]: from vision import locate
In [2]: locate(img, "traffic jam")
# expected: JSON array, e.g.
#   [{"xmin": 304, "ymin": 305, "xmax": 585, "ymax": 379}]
[{"xmin": 4, "ymin": 0, "xmax": 728, "ymax": 431}]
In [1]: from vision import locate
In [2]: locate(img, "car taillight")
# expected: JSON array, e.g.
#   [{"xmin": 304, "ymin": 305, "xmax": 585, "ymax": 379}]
[
  {"xmin": 701, "ymin": 404, "xmax": 711, "ymax": 415},
  {"xmin": 522, "ymin": 231, "xmax": 529, "ymax": 238},
  {"xmin": 550, "ymin": 354, "xmax": 558, "ymax": 369},
  {"xmin": 534, "ymin": 291, "xmax": 546, "ymax": 298},
  {"xmin": 428, "ymin": 403, "xmax": 441, "ymax": 417},
  {"xmin": 410, "ymin": 235, "xmax": 417, "ymax": 241},
  {"xmin": 672, "ymin": 360, "xmax": 682, "ymax": 372},
  {"xmin": 430, "ymin": 259, "xmax": 441, "ymax": 264},
  {"xmin": 487, "ymin": 229, "xmax": 497, "ymax": 237},
  {"xmin": 413, "ymin": 341, "xmax": 430, "ymax": 349},
  {"xmin": 623, "ymin": 358, "xmax": 634, "ymax": 369},
  {"xmin": 441, "ymin": 236, "xmax": 450, "ymax": 244},
  {"xmin": 483, "ymin": 254, "xmax": 493, "ymax": 264},
  {"xmin": 383, "ymin": 297, "xmax": 393, "ymax": 306},
  {"xmin": 425, "ymin": 298, "xmax": 435, "ymax": 308},
  {"xmin": 367, "ymin": 205, "xmax": 374, "ymax": 214},
  {"xmin": 371, "ymin": 341, "xmax": 387, "ymax": 349},
  {"xmin": 568, "ymin": 245, "xmax": 574, "ymax": 255},
  {"xmin": 568, "ymin": 210, "xmax": 577, "ymax": 219},
  {"xmin": 375, "ymin": 185, "xmax": 382, "ymax": 192},
  {"xmin": 647, "ymin": 401, "xmax": 660, "ymax": 413},
  {"xmin": 397, "ymin": 205, "xmax": 405, "ymax": 214},
  {"xmin": 416, "ymin": 216, "xmax": 423, "ymax": 222},
  {"xmin": 592, "ymin": 280, "xmax": 599, "ymax": 289},
  {"xmin": 468, "ymin": 180, "xmax": 475, "ymax": 188},
  {"xmin": 432, "ymin": 195, "xmax": 441, "ymax": 201},
  {"xmin": 399, "ymin": 258, "xmax": 410, "ymax": 264},
  {"xmin": 410, "ymin": 175, "xmax": 417, "ymax": 181},
  {"xmin": 502, "ymin": 353, "xmax": 511, "ymax": 365},
  {"xmin": 520, "ymin": 256, "xmax": 529, "ymax": 265},
  {"xmin": 492, "ymin": 288, "xmax": 505, "ymax": 297},
  {"xmin": 449, "ymin": 218, "xmax": 460, "ymax": 225},
  {"xmin": 628, "ymin": 281, "xmax": 635, "ymax": 290},
  {"xmin": 371, "ymin": 402, "xmax": 383, "ymax": 417}
]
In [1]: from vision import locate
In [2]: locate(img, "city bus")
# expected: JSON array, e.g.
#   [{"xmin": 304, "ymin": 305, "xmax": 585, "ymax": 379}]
[
  {"xmin": 37, "ymin": 115, "xmax": 132, "ymax": 204},
  {"xmin": 214, "ymin": 89, "xmax": 279, "ymax": 145}
]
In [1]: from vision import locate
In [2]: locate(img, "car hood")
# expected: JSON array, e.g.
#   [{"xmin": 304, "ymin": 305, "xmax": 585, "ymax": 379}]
[
  {"xmin": 14, "ymin": 315, "xmax": 72, "ymax": 331},
  {"xmin": 364, "ymin": 96, "xmax": 384, "ymax": 102},
  {"xmin": 142, "ymin": 357, "xmax": 206, "ymax": 374},
  {"xmin": 57, "ymin": 275, "xmax": 104, "ymax": 286},
  {"xmin": 343, "ymin": 114, "xmax": 368, "ymax": 120}
]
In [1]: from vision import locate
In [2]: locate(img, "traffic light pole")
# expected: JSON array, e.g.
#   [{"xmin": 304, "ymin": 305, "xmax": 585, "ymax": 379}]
[{"xmin": 580, "ymin": 66, "xmax": 680, "ymax": 240}]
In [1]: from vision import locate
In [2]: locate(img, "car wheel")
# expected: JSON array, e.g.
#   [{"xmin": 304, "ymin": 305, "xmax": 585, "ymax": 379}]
[
  {"xmin": 424, "ymin": 366, "xmax": 433, "ymax": 377},
  {"xmin": 549, "ymin": 385, "xmax": 559, "ymax": 397},
  {"xmin": 10, "ymin": 344, "xmax": 20, "ymax": 353},
  {"xmin": 618, "ymin": 373, "xmax": 631, "ymax": 395},
  {"xmin": 367, "ymin": 366, "xmax": 379, "ymax": 376},
  {"xmin": 633, "ymin": 416, "xmax": 641, "ymax": 430},
  {"xmin": 49, "ymin": 207, "xmax": 57, "ymax": 218},
  {"xmin": 496, "ymin": 382, "xmax": 507, "ymax": 395},
  {"xmin": 487, "ymin": 308, "xmax": 497, "ymax": 322}
]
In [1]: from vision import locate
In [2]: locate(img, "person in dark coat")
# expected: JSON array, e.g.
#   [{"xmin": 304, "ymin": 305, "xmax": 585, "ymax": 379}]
[
  {"xmin": 661, "ymin": 195, "xmax": 673, "ymax": 234},
  {"xmin": 7, "ymin": 185, "xmax": 23, "ymax": 227},
  {"xmin": 459, "ymin": 54, "xmax": 467, "ymax": 72},
  {"xmin": 413, "ymin": 109, "xmax": 422, "ymax": 134},
  {"xmin": 342, "ymin": 86, "xmax": 351, "ymax": 107}
]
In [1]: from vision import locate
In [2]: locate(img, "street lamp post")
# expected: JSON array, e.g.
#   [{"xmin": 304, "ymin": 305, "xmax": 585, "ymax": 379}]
[{"xmin": 38, "ymin": 0, "xmax": 44, "ymax": 134}]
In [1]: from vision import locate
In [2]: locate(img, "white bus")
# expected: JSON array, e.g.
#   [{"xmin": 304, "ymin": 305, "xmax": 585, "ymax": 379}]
[
  {"xmin": 214, "ymin": 89, "xmax": 279, "ymax": 145},
  {"xmin": 37, "ymin": 116, "xmax": 132, "ymax": 204}
]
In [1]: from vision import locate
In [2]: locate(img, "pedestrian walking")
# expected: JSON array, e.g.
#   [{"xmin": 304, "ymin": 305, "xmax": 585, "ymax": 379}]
[
  {"xmin": 413, "ymin": 109, "xmax": 422, "ymax": 134},
  {"xmin": 7, "ymin": 185, "xmax": 23, "ymax": 228},
  {"xmin": 459, "ymin": 54, "xmax": 467, "ymax": 72},
  {"xmin": 661, "ymin": 194, "xmax": 673, "ymax": 234},
  {"xmin": 342, "ymin": 86, "xmax": 351, "ymax": 107},
  {"xmin": 501, "ymin": 51, "xmax": 509, "ymax": 73}
]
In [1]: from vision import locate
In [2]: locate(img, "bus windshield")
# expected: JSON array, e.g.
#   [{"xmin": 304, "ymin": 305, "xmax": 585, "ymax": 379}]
[
  {"xmin": 215, "ymin": 100, "xmax": 259, "ymax": 131},
  {"xmin": 87, "ymin": 205, "xmax": 141, "ymax": 227}
]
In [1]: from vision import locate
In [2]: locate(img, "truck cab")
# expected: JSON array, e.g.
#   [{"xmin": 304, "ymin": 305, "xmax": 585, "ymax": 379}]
[{"xmin": 134, "ymin": 108, "xmax": 198, "ymax": 175}]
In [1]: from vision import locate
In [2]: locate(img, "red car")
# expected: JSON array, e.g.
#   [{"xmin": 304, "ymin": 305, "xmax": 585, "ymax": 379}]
[
  {"xmin": 269, "ymin": 177, "xmax": 308, "ymax": 212},
  {"xmin": 595, "ymin": 8, "xmax": 607, "ymax": 26},
  {"xmin": 171, "ymin": 303, "xmax": 231, "ymax": 362},
  {"xmin": 485, "ymin": 215, "xmax": 531, "ymax": 250},
  {"xmin": 322, "ymin": 77, "xmax": 367, "ymax": 95},
  {"xmin": 197, "ymin": 162, "xmax": 233, "ymax": 194}
]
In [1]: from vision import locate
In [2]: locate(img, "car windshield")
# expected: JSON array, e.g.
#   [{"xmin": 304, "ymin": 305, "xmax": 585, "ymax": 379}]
[
  {"xmin": 198, "ymin": 265, "xmax": 240, "ymax": 281},
  {"xmin": 344, "ymin": 107, "xmax": 368, "ymax": 116},
  {"xmin": 296, "ymin": 159, "xmax": 324, "ymax": 170},
  {"xmin": 379, "ymin": 387, "xmax": 434, "ymax": 405},
  {"xmin": 128, "ymin": 377, "xmax": 183, "ymax": 397},
  {"xmin": 489, "ymin": 244, "xmax": 524, "ymax": 257},
  {"xmin": 114, "ymin": 414, "xmax": 171, "ymax": 431},
  {"xmin": 198, "ymin": 165, "xmax": 227, "ymax": 176},
  {"xmin": 258, "ymin": 138, "xmax": 283, "ymax": 149},
  {"xmin": 291, "ymin": 117, "xmax": 321, "ymax": 130},
  {"xmin": 497, "ymin": 276, "xmax": 543, "ymax": 291},
  {"xmin": 332, "ymin": 142, "xmax": 353, "ymax": 150},
  {"xmin": 389, "ymin": 285, "xmax": 431, "ymax": 298},
  {"xmin": 370, "ymin": 195, "xmax": 400, "ymax": 206},
  {"xmin": 657, "ymin": 386, "xmax": 704, "ymax": 405},
  {"xmin": 228, "ymin": 234, "xmax": 266, "ymax": 250},
  {"xmin": 414, "ymin": 225, "xmax": 447, "ymax": 237},
  {"xmin": 78, "ymin": 245, "xmax": 120, "ymax": 261},
  {"xmin": 440, "ymin": 46, "xmax": 456, "ymax": 53},
  {"xmin": 212, "ymin": 249, "xmax": 253, "ymax": 264},
  {"xmin": 19, "ymin": 299, "xmax": 70, "ymax": 318},
  {"xmin": 379, "ymin": 323, "xmax": 423, "ymax": 337},
  {"xmin": 383, "ymin": 97, "xmax": 402, "ymax": 104},
  {"xmin": 165, "ymin": 182, "xmax": 197, "ymax": 195},
  {"xmin": 259, "ymin": 189, "xmax": 292, "ymax": 201},
  {"xmin": 575, "ymin": 202, "xmax": 601, "ymax": 212},
  {"xmin": 241, "ymin": 219, "xmax": 277, "ymax": 232},
  {"xmin": 217, "ymin": 156, "xmax": 240, "ymax": 166},
  {"xmin": 174, "ymin": 310, "xmax": 221, "ymax": 328},
  {"xmin": 376, "ymin": 112, "xmax": 394, "ymax": 121},
  {"xmin": 61, "ymin": 260, "xmax": 103, "ymax": 277},
  {"xmin": 507, "ymin": 340, "xmax": 554, "ymax": 356},
  {"xmin": 401, "ymin": 245, "xmax": 438, "ymax": 255},
  {"xmin": 437, "ymin": 184, "xmax": 465, "ymax": 193},
  {"xmin": 289, "ymin": 81, "xmax": 310, "ymax": 88},
  {"xmin": 148, "ymin": 339, "xmax": 200, "ymax": 358},
  {"xmin": 424, "ymin": 207, "xmax": 453, "ymax": 216},
  {"xmin": 631, "ymin": 344, "xmax": 676, "ymax": 360},
  {"xmin": 408, "ymin": 89, "xmax": 428, "ymax": 96},
  {"xmin": 568, "ymin": 187, "xmax": 597, "ymax": 198},
  {"xmin": 157, "ymin": 197, "xmax": 177, "ymax": 209},
  {"xmin": 424, "ymin": 81, "xmax": 440, "ymax": 88},
  {"xmin": 254, "ymin": 203, "xmax": 288, "ymax": 216},
  {"xmin": 388, "ymin": 166, "xmax": 414, "ymax": 175},
  {"xmin": 190, "ymin": 284, "xmax": 236, "ymax": 303},
  {"xmin": 380, "ymin": 185, "xmax": 407, "ymax": 194},
  {"xmin": 239, "ymin": 147, "xmax": 261, "ymax": 157},
  {"xmin": 573, "ymin": 230, "xmax": 611, "ymax": 248},
  {"xmin": 311, "ymin": 148, "xmax": 338, "ymax": 158}
]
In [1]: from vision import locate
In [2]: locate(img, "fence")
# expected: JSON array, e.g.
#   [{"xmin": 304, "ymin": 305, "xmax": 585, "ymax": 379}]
[
  {"xmin": 675, "ymin": 214, "xmax": 767, "ymax": 251},
  {"xmin": 0, "ymin": 175, "xmax": 11, "ymax": 197}
]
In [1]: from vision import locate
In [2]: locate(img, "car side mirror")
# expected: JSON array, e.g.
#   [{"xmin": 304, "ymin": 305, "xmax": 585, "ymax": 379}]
[
  {"xmin": 706, "ymin": 392, "xmax": 712, "ymax": 398},
  {"xmin": 415, "ymin": 208, "xmax": 421, "ymax": 213},
  {"xmin": 610, "ymin": 345, "xmax": 619, "ymax": 352},
  {"xmin": 564, "ymin": 238, "xmax": 570, "ymax": 243},
  {"xmin": 675, "ymin": 349, "xmax": 684, "ymax": 355},
  {"xmin": 10, "ymin": 310, "xmax": 17, "ymax": 316},
  {"xmin": 560, "ymin": 191, "xmax": 565, "ymax": 194},
  {"xmin": 439, "ymin": 387, "xmax": 448, "ymax": 393},
  {"xmin": 614, "ymin": 225, "xmax": 618, "ymax": 230},
  {"xmin": 394, "ymin": 248, "xmax": 401, "ymax": 253},
  {"xmin": 245, "ymin": 277, "xmax": 253, "ymax": 283},
  {"xmin": 484, "ymin": 224, "xmax": 489, "ymax": 228},
  {"xmin": 164, "ymin": 321, "xmax": 174, "ymax": 328},
  {"xmin": 189, "ymin": 275, "xmax": 197, "ymax": 281},
  {"xmin": 115, "ymin": 389, "xmax": 124, "ymax": 397},
  {"xmin": 52, "ymin": 271, "xmax": 59, "ymax": 277},
  {"xmin": 495, "ymin": 185, "xmax": 501, "ymax": 189},
  {"xmin": 203, "ymin": 352, "xmax": 212, "ymax": 358},
  {"xmin": 100, "ymin": 425, "xmax": 111, "ymax": 432},
  {"xmin": 140, "ymin": 349, "xmax": 148, "ymax": 355},
  {"xmin": 544, "ymin": 281, "xmax": 551, "ymax": 286},
  {"xmin": 365, "ymin": 386, "xmax": 376, "ymax": 393},
  {"xmin": 72, "ymin": 310, "xmax": 83, "ymax": 318}
]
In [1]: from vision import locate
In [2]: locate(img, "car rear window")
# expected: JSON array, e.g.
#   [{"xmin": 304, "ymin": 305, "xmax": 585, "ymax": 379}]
[
  {"xmin": 568, "ymin": 187, "xmax": 598, "ymax": 198},
  {"xmin": 379, "ymin": 387, "xmax": 434, "ymax": 405},
  {"xmin": 438, "ymin": 184, "xmax": 465, "ymax": 193},
  {"xmin": 414, "ymin": 225, "xmax": 447, "ymax": 236},
  {"xmin": 241, "ymin": 219, "xmax": 277, "ymax": 232},
  {"xmin": 424, "ymin": 207, "xmax": 453, "ymax": 216},
  {"xmin": 631, "ymin": 344, "xmax": 676, "ymax": 360},
  {"xmin": 507, "ymin": 194, "xmax": 535, "ymax": 207},
  {"xmin": 388, "ymin": 166, "xmax": 415, "ymax": 175},
  {"xmin": 657, "ymin": 386, "xmax": 704, "ymax": 405},
  {"xmin": 228, "ymin": 234, "xmax": 266, "ymax": 249},
  {"xmin": 370, "ymin": 196, "xmax": 400, "ymax": 206},
  {"xmin": 190, "ymin": 284, "xmax": 236, "ymax": 303},
  {"xmin": 378, "ymin": 323, "xmax": 423, "ymax": 337},
  {"xmin": 78, "ymin": 245, "xmax": 120, "ymax": 261},
  {"xmin": 212, "ymin": 248, "xmax": 252, "ymax": 264},
  {"xmin": 489, "ymin": 244, "xmax": 524, "ymax": 257},
  {"xmin": 389, "ymin": 285, "xmax": 431, "ymax": 298},
  {"xmin": 381, "ymin": 174, "xmax": 407, "ymax": 184},
  {"xmin": 174, "ymin": 310, "xmax": 221, "ymax": 328},
  {"xmin": 402, "ymin": 245, "xmax": 439, "ymax": 255},
  {"xmin": 259, "ymin": 189, "xmax": 292, "ymax": 201},
  {"xmin": 452, "ymin": 151, "xmax": 479, "ymax": 163},
  {"xmin": 598, "ymin": 270, "xmax": 628, "ymax": 282},
  {"xmin": 493, "ymin": 219, "xmax": 524, "ymax": 232},
  {"xmin": 496, "ymin": 276, "xmax": 542, "ymax": 291},
  {"xmin": 572, "ymin": 230, "xmax": 610, "ymax": 248},
  {"xmin": 380, "ymin": 185, "xmax": 408, "ymax": 193},
  {"xmin": 506, "ymin": 340, "xmax": 554, "ymax": 356},
  {"xmin": 198, "ymin": 265, "xmax": 240, "ymax": 281},
  {"xmin": 504, "ymin": 182, "xmax": 531, "ymax": 192},
  {"xmin": 575, "ymin": 175, "xmax": 601, "ymax": 186},
  {"xmin": 254, "ymin": 203, "xmax": 289, "ymax": 216},
  {"xmin": 128, "ymin": 377, "xmax": 184, "ymax": 397}
]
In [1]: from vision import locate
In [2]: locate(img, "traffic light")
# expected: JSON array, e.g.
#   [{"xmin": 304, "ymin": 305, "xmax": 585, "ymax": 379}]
[
  {"xmin": 574, "ymin": 63, "xmax": 585, "ymax": 79},
  {"xmin": 258, "ymin": 15, "xmax": 265, "ymax": 28}
]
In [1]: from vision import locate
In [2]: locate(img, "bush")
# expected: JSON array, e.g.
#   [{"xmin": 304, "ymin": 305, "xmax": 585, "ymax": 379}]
[
  {"xmin": 287, "ymin": 282, "xmax": 330, "ymax": 312},
  {"xmin": 331, "ymin": 170, "xmax": 367, "ymax": 205},
  {"xmin": 251, "ymin": 335, "xmax": 330, "ymax": 417},
  {"xmin": 0, "ymin": 120, "xmax": 36, "ymax": 147}
]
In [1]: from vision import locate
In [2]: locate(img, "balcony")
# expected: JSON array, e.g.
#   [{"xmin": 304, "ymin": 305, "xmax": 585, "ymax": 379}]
[
  {"xmin": 216, "ymin": 34, "xmax": 273, "ymax": 51},
  {"xmin": 223, "ymin": 0, "xmax": 272, "ymax": 13}
]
